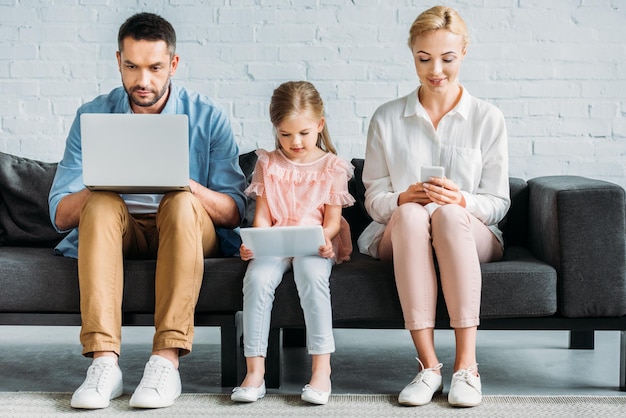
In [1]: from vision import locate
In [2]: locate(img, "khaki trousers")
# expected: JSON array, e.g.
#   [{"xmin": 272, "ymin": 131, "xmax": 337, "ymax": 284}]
[{"xmin": 77, "ymin": 191, "xmax": 218, "ymax": 357}]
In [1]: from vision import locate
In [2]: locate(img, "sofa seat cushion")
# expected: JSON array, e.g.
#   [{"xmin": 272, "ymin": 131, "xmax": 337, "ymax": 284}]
[
  {"xmin": 0, "ymin": 246, "xmax": 247, "ymax": 314},
  {"xmin": 270, "ymin": 247, "xmax": 557, "ymax": 328},
  {"xmin": 480, "ymin": 246, "xmax": 557, "ymax": 318},
  {"xmin": 0, "ymin": 247, "xmax": 80, "ymax": 312}
]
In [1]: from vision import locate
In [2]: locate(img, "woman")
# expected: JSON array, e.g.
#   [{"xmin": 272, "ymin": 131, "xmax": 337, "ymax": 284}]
[{"xmin": 358, "ymin": 6, "xmax": 510, "ymax": 408}]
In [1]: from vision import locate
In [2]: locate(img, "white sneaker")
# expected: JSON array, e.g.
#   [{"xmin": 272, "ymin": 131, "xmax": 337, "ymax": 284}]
[
  {"xmin": 398, "ymin": 359, "xmax": 443, "ymax": 406},
  {"xmin": 70, "ymin": 356, "xmax": 123, "ymax": 409},
  {"xmin": 129, "ymin": 355, "xmax": 182, "ymax": 409},
  {"xmin": 448, "ymin": 364, "xmax": 482, "ymax": 407}
]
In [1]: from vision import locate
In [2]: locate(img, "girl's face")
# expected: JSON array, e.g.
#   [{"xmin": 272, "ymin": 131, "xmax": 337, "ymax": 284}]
[
  {"xmin": 276, "ymin": 112, "xmax": 325, "ymax": 163},
  {"xmin": 411, "ymin": 29, "xmax": 466, "ymax": 96}
]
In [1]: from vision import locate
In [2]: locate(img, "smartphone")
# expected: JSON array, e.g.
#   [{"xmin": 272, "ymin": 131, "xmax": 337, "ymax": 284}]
[{"xmin": 420, "ymin": 166, "xmax": 445, "ymax": 183}]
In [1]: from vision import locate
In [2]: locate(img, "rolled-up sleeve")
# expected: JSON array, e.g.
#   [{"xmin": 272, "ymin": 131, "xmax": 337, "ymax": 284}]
[{"xmin": 48, "ymin": 113, "xmax": 86, "ymax": 233}]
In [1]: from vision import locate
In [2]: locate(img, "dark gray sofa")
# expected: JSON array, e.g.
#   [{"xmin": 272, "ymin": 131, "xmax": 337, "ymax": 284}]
[{"xmin": 1, "ymin": 150, "xmax": 625, "ymax": 391}]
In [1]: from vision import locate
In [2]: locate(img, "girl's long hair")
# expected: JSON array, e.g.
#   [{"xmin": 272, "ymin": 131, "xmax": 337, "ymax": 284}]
[{"xmin": 269, "ymin": 81, "xmax": 337, "ymax": 155}]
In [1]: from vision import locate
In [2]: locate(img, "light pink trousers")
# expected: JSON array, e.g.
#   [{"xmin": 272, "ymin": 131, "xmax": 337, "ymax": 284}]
[
  {"xmin": 77, "ymin": 191, "xmax": 218, "ymax": 357},
  {"xmin": 378, "ymin": 203, "xmax": 503, "ymax": 330}
]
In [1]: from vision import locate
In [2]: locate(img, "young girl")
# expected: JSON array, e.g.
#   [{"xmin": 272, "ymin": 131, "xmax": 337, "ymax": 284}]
[{"xmin": 231, "ymin": 81, "xmax": 355, "ymax": 405}]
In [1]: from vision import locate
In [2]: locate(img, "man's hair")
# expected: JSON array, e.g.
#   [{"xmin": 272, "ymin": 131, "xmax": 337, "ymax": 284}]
[{"xmin": 118, "ymin": 12, "xmax": 176, "ymax": 57}]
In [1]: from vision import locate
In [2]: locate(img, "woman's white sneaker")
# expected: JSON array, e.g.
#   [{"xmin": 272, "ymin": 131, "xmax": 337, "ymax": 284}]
[
  {"xmin": 448, "ymin": 364, "xmax": 482, "ymax": 407},
  {"xmin": 398, "ymin": 359, "xmax": 443, "ymax": 406}
]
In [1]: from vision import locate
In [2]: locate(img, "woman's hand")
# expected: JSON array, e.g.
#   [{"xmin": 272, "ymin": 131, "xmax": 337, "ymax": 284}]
[
  {"xmin": 398, "ymin": 182, "xmax": 433, "ymax": 206},
  {"xmin": 422, "ymin": 177, "xmax": 466, "ymax": 207},
  {"xmin": 318, "ymin": 237, "xmax": 335, "ymax": 259},
  {"xmin": 239, "ymin": 243, "xmax": 254, "ymax": 261}
]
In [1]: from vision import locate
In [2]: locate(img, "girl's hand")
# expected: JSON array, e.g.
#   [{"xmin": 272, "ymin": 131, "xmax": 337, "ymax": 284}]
[
  {"xmin": 318, "ymin": 237, "xmax": 335, "ymax": 259},
  {"xmin": 239, "ymin": 243, "xmax": 254, "ymax": 261},
  {"xmin": 422, "ymin": 177, "xmax": 466, "ymax": 207}
]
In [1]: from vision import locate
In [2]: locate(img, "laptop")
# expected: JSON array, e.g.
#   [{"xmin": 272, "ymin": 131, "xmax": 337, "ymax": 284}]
[
  {"xmin": 81, "ymin": 113, "xmax": 190, "ymax": 193},
  {"xmin": 240, "ymin": 225, "xmax": 326, "ymax": 258}
]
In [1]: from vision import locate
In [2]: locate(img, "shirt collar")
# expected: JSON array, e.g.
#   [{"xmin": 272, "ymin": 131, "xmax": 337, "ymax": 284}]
[
  {"xmin": 404, "ymin": 85, "xmax": 470, "ymax": 121},
  {"xmin": 160, "ymin": 82, "xmax": 178, "ymax": 114}
]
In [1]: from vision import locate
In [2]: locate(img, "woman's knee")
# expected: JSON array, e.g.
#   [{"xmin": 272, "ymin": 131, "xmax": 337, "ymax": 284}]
[
  {"xmin": 431, "ymin": 204, "xmax": 469, "ymax": 230},
  {"xmin": 392, "ymin": 203, "xmax": 430, "ymax": 232}
]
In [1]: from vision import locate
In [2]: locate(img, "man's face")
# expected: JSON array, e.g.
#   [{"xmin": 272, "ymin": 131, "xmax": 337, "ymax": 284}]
[{"xmin": 116, "ymin": 38, "xmax": 179, "ymax": 114}]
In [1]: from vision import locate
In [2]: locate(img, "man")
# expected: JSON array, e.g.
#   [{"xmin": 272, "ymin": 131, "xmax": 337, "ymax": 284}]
[{"xmin": 48, "ymin": 12, "xmax": 247, "ymax": 410}]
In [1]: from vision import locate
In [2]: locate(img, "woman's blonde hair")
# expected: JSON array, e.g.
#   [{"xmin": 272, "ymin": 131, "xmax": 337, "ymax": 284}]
[
  {"xmin": 269, "ymin": 81, "xmax": 337, "ymax": 155},
  {"xmin": 407, "ymin": 5, "xmax": 469, "ymax": 50}
]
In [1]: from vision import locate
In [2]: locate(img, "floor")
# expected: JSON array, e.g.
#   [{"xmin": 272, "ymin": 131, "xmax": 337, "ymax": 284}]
[{"xmin": 1, "ymin": 326, "xmax": 624, "ymax": 397}]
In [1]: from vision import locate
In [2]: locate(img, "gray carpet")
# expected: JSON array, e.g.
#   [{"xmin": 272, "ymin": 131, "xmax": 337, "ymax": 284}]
[{"xmin": 2, "ymin": 393, "xmax": 625, "ymax": 417}]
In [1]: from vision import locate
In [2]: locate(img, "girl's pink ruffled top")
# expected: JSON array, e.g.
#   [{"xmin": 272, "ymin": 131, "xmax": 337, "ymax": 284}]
[{"xmin": 245, "ymin": 148, "xmax": 356, "ymax": 262}]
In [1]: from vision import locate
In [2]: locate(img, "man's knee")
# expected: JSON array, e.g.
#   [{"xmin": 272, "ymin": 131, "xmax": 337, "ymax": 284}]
[
  {"xmin": 81, "ymin": 191, "xmax": 126, "ymax": 220},
  {"xmin": 158, "ymin": 191, "xmax": 199, "ymax": 223}
]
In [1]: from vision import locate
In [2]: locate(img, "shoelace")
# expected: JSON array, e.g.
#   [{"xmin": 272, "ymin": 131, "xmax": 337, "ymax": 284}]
[
  {"xmin": 452, "ymin": 363, "xmax": 479, "ymax": 388},
  {"xmin": 141, "ymin": 361, "xmax": 171, "ymax": 390},
  {"xmin": 83, "ymin": 362, "xmax": 112, "ymax": 390},
  {"xmin": 410, "ymin": 358, "xmax": 443, "ymax": 385}
]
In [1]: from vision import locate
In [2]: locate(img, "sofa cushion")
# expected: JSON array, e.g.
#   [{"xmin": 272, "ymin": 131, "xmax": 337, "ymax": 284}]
[
  {"xmin": 0, "ymin": 152, "xmax": 66, "ymax": 247},
  {"xmin": 270, "ymin": 246, "xmax": 557, "ymax": 328},
  {"xmin": 0, "ymin": 246, "xmax": 248, "ymax": 313}
]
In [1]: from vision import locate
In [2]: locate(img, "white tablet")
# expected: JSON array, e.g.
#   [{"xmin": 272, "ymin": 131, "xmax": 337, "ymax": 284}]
[{"xmin": 239, "ymin": 225, "xmax": 325, "ymax": 258}]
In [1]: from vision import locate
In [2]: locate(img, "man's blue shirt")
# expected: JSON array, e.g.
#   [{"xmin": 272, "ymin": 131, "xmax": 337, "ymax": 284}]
[{"xmin": 48, "ymin": 83, "xmax": 247, "ymax": 258}]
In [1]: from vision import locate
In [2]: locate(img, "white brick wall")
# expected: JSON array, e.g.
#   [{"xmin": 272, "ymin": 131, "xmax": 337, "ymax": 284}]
[{"xmin": 0, "ymin": 0, "xmax": 624, "ymax": 188}]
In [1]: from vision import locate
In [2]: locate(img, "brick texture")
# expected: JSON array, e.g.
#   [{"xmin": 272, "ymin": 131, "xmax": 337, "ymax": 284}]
[{"xmin": 0, "ymin": 1, "xmax": 624, "ymax": 188}]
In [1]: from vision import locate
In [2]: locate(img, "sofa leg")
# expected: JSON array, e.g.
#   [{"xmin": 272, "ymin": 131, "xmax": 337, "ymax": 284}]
[
  {"xmin": 619, "ymin": 331, "xmax": 626, "ymax": 392},
  {"xmin": 282, "ymin": 328, "xmax": 306, "ymax": 347},
  {"xmin": 220, "ymin": 313, "xmax": 244, "ymax": 387},
  {"xmin": 266, "ymin": 328, "xmax": 282, "ymax": 389},
  {"xmin": 569, "ymin": 330, "xmax": 594, "ymax": 349}
]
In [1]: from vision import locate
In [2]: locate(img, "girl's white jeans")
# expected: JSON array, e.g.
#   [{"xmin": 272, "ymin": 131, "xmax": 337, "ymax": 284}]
[{"xmin": 242, "ymin": 255, "xmax": 335, "ymax": 358}]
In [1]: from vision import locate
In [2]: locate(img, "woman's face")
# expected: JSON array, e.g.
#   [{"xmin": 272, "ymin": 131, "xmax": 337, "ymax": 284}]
[{"xmin": 411, "ymin": 29, "xmax": 466, "ymax": 96}]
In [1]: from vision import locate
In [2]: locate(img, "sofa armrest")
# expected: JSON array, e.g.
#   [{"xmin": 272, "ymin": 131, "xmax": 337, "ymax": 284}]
[{"xmin": 527, "ymin": 176, "xmax": 626, "ymax": 317}]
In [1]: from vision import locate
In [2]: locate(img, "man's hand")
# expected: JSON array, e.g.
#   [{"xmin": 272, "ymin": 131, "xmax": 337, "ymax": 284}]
[{"xmin": 188, "ymin": 179, "xmax": 241, "ymax": 228}]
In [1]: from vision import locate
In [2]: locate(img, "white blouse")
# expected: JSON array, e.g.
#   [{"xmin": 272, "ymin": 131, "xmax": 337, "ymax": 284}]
[{"xmin": 358, "ymin": 87, "xmax": 510, "ymax": 258}]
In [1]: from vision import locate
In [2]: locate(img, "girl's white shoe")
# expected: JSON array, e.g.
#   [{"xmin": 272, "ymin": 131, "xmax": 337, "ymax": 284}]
[
  {"xmin": 231, "ymin": 381, "xmax": 266, "ymax": 403},
  {"xmin": 301, "ymin": 384, "xmax": 331, "ymax": 405}
]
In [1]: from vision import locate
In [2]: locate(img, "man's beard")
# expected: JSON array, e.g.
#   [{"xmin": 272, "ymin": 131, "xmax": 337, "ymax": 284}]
[{"xmin": 124, "ymin": 79, "xmax": 170, "ymax": 108}]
